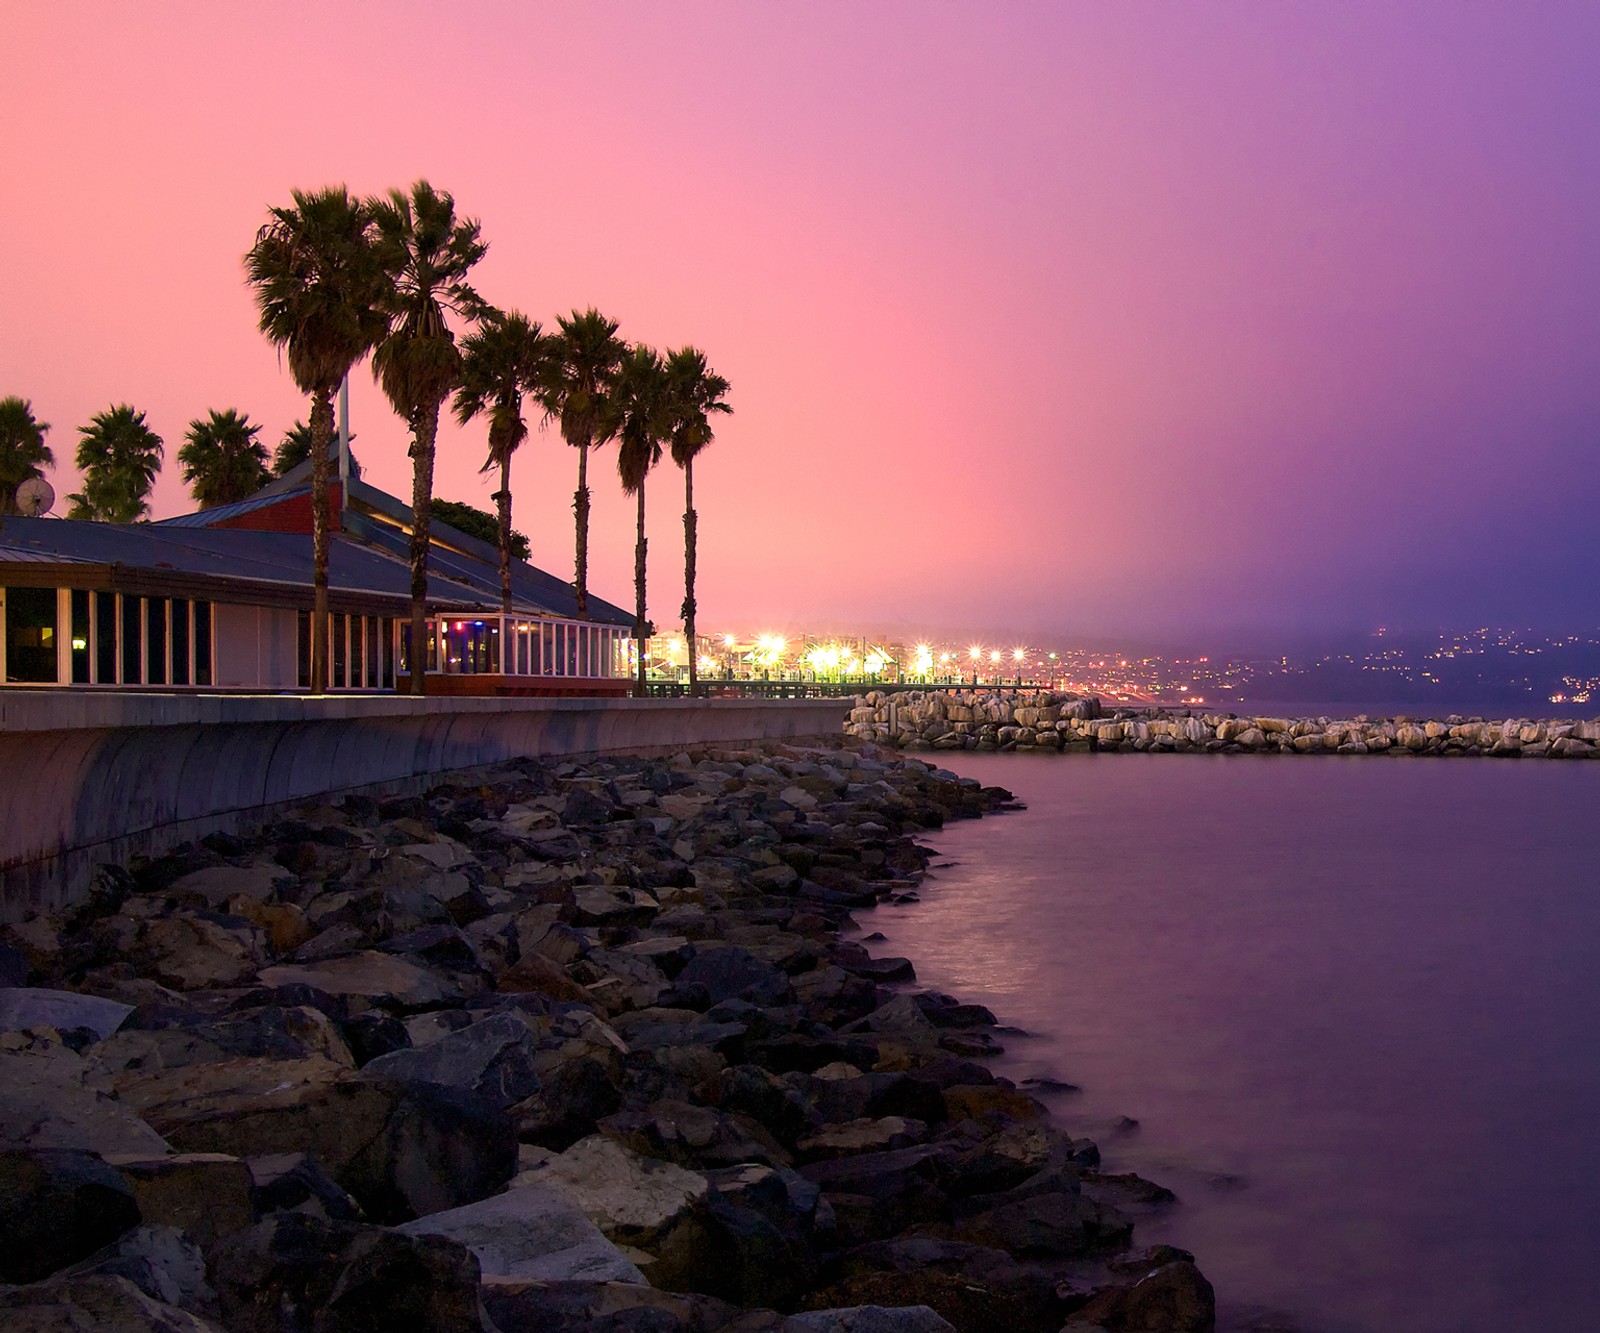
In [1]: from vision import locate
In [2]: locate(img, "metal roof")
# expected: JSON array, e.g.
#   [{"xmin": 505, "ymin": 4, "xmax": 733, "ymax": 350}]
[{"xmin": 3, "ymin": 475, "xmax": 635, "ymax": 628}]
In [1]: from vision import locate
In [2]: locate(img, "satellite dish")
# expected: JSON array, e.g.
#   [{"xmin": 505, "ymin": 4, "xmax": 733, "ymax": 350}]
[{"xmin": 15, "ymin": 477, "xmax": 55, "ymax": 517}]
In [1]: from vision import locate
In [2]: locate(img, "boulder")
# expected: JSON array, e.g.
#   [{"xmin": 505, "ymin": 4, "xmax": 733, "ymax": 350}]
[
  {"xmin": 1063, "ymin": 1259, "xmax": 1216, "ymax": 1331},
  {"xmin": 0, "ymin": 1048, "xmax": 172, "ymax": 1158},
  {"xmin": 361, "ymin": 1012, "xmax": 540, "ymax": 1110},
  {"xmin": 0, "ymin": 1148, "xmax": 143, "ymax": 1284},
  {"xmin": 395, "ymin": 1182, "xmax": 646, "ymax": 1283},
  {"xmin": 101, "ymin": 1153, "xmax": 254, "ymax": 1248},
  {"xmin": 210, "ymin": 1212, "xmax": 489, "ymax": 1333},
  {"xmin": 0, "ymin": 1273, "xmax": 226, "ymax": 1332},
  {"xmin": 114, "ymin": 1058, "xmax": 516, "ymax": 1224},
  {"xmin": 52, "ymin": 1223, "xmax": 215, "ymax": 1317},
  {"xmin": 257, "ymin": 951, "xmax": 463, "ymax": 1008},
  {"xmin": 517, "ymin": 1134, "xmax": 708, "ymax": 1263},
  {"xmin": 0, "ymin": 987, "xmax": 134, "ymax": 1040}
]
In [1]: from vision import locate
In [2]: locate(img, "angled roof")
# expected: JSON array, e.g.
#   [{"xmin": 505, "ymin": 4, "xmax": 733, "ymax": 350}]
[{"xmin": 0, "ymin": 472, "xmax": 634, "ymax": 627}]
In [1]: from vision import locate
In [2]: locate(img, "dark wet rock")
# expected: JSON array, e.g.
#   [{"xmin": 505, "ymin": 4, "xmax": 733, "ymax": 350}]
[
  {"xmin": 1063, "ymin": 1260, "xmax": 1216, "ymax": 1331},
  {"xmin": 601, "ymin": 1099, "xmax": 792, "ymax": 1170},
  {"xmin": 951, "ymin": 1187, "xmax": 1130, "ymax": 1259},
  {"xmin": 362, "ymin": 1011, "xmax": 540, "ymax": 1111},
  {"xmin": 246, "ymin": 1150, "xmax": 363, "ymax": 1221},
  {"xmin": 798, "ymin": 1145, "xmax": 955, "ymax": 1244},
  {"xmin": 339, "ymin": 1010, "xmax": 412, "ymax": 1066},
  {"xmin": 669, "ymin": 945, "xmax": 791, "ymax": 1009},
  {"xmin": 481, "ymin": 1279, "xmax": 748, "ymax": 1333},
  {"xmin": 0, "ymin": 1148, "xmax": 143, "ymax": 1284},
  {"xmin": 104, "ymin": 1153, "xmax": 254, "ymax": 1248},
  {"xmin": 210, "ymin": 1212, "xmax": 489, "ymax": 1333},
  {"xmin": 518, "ymin": 1054, "xmax": 624, "ymax": 1151},
  {"xmin": 0, "ymin": 1273, "xmax": 227, "ymax": 1332}
]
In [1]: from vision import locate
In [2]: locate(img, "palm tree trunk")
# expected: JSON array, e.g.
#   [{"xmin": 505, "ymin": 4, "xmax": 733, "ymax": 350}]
[
  {"xmin": 681, "ymin": 459, "xmax": 698, "ymax": 696},
  {"xmin": 635, "ymin": 482, "xmax": 648, "ymax": 698},
  {"xmin": 408, "ymin": 406, "xmax": 440, "ymax": 696},
  {"xmin": 497, "ymin": 457, "xmax": 513, "ymax": 616},
  {"xmin": 574, "ymin": 438, "xmax": 590, "ymax": 620},
  {"xmin": 309, "ymin": 391, "xmax": 335, "ymax": 694}
]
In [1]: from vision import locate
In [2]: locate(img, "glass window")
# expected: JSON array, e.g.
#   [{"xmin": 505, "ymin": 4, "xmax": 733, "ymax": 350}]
[
  {"xmin": 4, "ymin": 586, "xmax": 58, "ymax": 683},
  {"xmin": 145, "ymin": 598, "xmax": 167, "ymax": 686},
  {"xmin": 122, "ymin": 596, "xmax": 142, "ymax": 685},
  {"xmin": 194, "ymin": 602, "xmax": 212, "ymax": 686},
  {"xmin": 96, "ymin": 592, "xmax": 117, "ymax": 684},
  {"xmin": 333, "ymin": 613, "xmax": 347, "ymax": 688},
  {"xmin": 381, "ymin": 619, "xmax": 394, "ymax": 688},
  {"xmin": 171, "ymin": 599, "xmax": 190, "ymax": 686},
  {"xmin": 350, "ymin": 616, "xmax": 364, "ymax": 689},
  {"xmin": 297, "ymin": 610, "xmax": 311, "ymax": 689},
  {"xmin": 71, "ymin": 590, "xmax": 91, "ymax": 684},
  {"xmin": 366, "ymin": 618, "xmax": 380, "ymax": 688}
]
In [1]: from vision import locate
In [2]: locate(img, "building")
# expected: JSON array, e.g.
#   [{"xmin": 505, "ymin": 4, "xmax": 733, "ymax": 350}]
[{"xmin": 0, "ymin": 464, "xmax": 635, "ymax": 695}]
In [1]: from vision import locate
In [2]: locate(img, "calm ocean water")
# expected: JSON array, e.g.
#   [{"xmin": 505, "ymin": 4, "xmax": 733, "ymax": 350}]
[{"xmin": 861, "ymin": 753, "xmax": 1600, "ymax": 1333}]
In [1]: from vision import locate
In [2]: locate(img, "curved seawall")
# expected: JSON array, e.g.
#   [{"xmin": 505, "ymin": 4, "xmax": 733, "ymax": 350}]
[{"xmin": 0, "ymin": 692, "xmax": 849, "ymax": 918}]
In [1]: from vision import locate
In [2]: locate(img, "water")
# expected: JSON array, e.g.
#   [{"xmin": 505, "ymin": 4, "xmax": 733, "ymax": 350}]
[{"xmin": 862, "ymin": 753, "xmax": 1600, "ymax": 1333}]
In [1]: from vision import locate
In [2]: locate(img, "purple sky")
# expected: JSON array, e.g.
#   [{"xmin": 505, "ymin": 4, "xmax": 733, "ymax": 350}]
[{"xmin": 4, "ymin": 2, "xmax": 1598, "ymax": 646}]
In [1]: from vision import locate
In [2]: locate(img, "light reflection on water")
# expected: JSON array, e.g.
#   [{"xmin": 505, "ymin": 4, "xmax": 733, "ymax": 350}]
[{"xmin": 860, "ymin": 752, "xmax": 1600, "ymax": 1333}]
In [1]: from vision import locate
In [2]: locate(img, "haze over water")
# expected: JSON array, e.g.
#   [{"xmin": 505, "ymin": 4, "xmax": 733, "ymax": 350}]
[{"xmin": 864, "ymin": 753, "xmax": 1600, "ymax": 1333}]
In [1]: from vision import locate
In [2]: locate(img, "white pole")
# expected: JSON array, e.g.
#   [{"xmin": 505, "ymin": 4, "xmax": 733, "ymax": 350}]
[{"xmin": 337, "ymin": 375, "xmax": 351, "ymax": 510}]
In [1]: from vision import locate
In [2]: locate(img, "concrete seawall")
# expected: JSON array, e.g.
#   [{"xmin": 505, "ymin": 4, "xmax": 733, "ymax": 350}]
[{"xmin": 0, "ymin": 692, "xmax": 850, "ymax": 918}]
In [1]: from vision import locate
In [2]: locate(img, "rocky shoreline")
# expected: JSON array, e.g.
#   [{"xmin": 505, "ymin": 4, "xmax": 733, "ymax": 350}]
[
  {"xmin": 0, "ymin": 739, "xmax": 1212, "ymax": 1333},
  {"xmin": 849, "ymin": 689, "xmax": 1600, "ymax": 758}
]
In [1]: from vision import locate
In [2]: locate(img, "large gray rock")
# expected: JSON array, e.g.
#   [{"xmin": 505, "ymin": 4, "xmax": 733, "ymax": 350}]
[
  {"xmin": 396, "ymin": 1182, "xmax": 646, "ymax": 1283},
  {"xmin": 517, "ymin": 1134, "xmax": 708, "ymax": 1246},
  {"xmin": 165, "ymin": 863, "xmax": 289, "ymax": 906},
  {"xmin": 0, "ymin": 987, "xmax": 134, "ymax": 1039},
  {"xmin": 54, "ymin": 1224, "xmax": 215, "ymax": 1316},
  {"xmin": 0, "ymin": 1048, "xmax": 172, "ymax": 1158},
  {"xmin": 361, "ymin": 1012, "xmax": 540, "ymax": 1110}
]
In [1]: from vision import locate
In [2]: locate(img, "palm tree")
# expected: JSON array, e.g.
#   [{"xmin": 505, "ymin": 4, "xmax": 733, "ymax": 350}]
[
  {"xmin": 245, "ymin": 186, "xmax": 388, "ymax": 694},
  {"xmin": 275, "ymin": 419, "xmax": 361, "ymax": 479},
  {"xmin": 452, "ymin": 309, "xmax": 551, "ymax": 613},
  {"xmin": 67, "ymin": 405, "xmax": 163, "ymax": 523},
  {"xmin": 539, "ymin": 308, "xmax": 626, "ymax": 620},
  {"xmin": 370, "ymin": 180, "xmax": 487, "ymax": 695},
  {"xmin": 178, "ymin": 409, "xmax": 269, "ymax": 508},
  {"xmin": 0, "ymin": 396, "xmax": 53, "ymax": 516},
  {"xmin": 613, "ymin": 345, "xmax": 670, "ymax": 696},
  {"xmin": 663, "ymin": 347, "xmax": 732, "ymax": 694}
]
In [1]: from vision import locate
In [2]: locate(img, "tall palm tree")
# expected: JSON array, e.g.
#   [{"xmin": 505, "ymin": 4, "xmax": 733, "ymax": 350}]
[
  {"xmin": 178, "ymin": 409, "xmax": 269, "ymax": 508},
  {"xmin": 67, "ymin": 405, "xmax": 163, "ymax": 523},
  {"xmin": 370, "ymin": 180, "xmax": 487, "ymax": 695},
  {"xmin": 452, "ymin": 309, "xmax": 551, "ymax": 613},
  {"xmin": 613, "ymin": 345, "xmax": 670, "ymax": 697},
  {"xmin": 663, "ymin": 347, "xmax": 732, "ymax": 695},
  {"xmin": 539, "ymin": 309, "xmax": 626, "ymax": 620},
  {"xmin": 245, "ymin": 186, "xmax": 388, "ymax": 693},
  {"xmin": 0, "ymin": 396, "xmax": 53, "ymax": 516}
]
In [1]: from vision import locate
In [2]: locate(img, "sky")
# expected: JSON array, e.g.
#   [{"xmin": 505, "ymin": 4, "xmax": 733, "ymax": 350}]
[{"xmin": 4, "ymin": 1, "xmax": 1599, "ymax": 649}]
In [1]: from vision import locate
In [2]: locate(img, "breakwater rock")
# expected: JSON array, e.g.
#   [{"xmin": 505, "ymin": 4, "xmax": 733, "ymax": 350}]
[
  {"xmin": 0, "ymin": 741, "xmax": 1212, "ymax": 1333},
  {"xmin": 848, "ymin": 690, "xmax": 1600, "ymax": 758}
]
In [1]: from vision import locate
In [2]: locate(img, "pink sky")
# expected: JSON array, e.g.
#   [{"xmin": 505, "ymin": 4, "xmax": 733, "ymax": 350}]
[{"xmin": 5, "ymin": 2, "xmax": 1599, "ymax": 645}]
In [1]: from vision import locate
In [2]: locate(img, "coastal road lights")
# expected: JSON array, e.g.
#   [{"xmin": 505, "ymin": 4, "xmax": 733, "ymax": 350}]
[
  {"xmin": 1013, "ymin": 647, "xmax": 1025, "ymax": 685},
  {"xmin": 968, "ymin": 644, "xmax": 982, "ymax": 686}
]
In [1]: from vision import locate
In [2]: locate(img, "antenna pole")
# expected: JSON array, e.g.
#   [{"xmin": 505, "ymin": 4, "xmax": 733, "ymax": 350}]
[{"xmin": 337, "ymin": 376, "xmax": 351, "ymax": 511}]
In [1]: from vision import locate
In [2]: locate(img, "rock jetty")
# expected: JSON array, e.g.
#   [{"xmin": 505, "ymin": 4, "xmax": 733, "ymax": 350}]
[
  {"xmin": 0, "ymin": 740, "xmax": 1213, "ymax": 1333},
  {"xmin": 848, "ymin": 689, "xmax": 1600, "ymax": 758}
]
